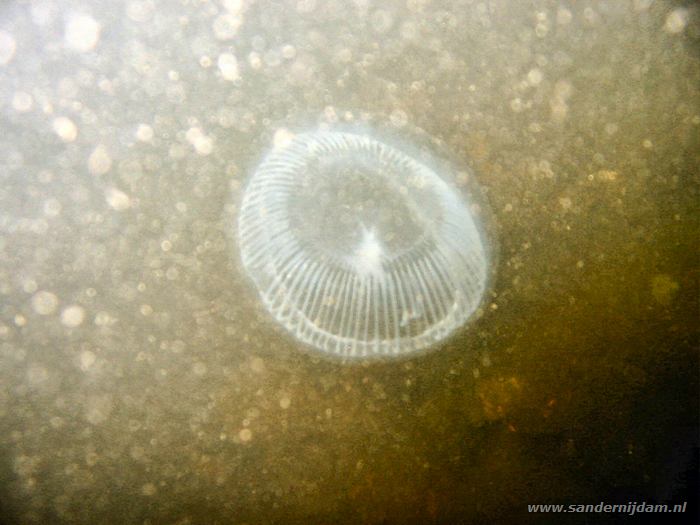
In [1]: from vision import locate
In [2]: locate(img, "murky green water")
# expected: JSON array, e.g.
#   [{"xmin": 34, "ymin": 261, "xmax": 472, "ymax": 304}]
[{"xmin": 0, "ymin": 1, "xmax": 698, "ymax": 523}]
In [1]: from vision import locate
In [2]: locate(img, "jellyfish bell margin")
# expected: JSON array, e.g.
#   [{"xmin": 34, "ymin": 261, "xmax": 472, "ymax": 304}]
[{"xmin": 235, "ymin": 123, "xmax": 496, "ymax": 362}]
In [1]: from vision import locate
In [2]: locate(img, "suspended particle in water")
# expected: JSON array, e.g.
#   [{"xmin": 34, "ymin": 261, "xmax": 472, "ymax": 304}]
[
  {"xmin": 237, "ymin": 130, "xmax": 491, "ymax": 359},
  {"xmin": 31, "ymin": 290, "xmax": 58, "ymax": 315}
]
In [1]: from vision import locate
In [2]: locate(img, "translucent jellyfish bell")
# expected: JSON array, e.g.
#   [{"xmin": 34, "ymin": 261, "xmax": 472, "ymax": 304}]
[{"xmin": 238, "ymin": 129, "xmax": 491, "ymax": 359}]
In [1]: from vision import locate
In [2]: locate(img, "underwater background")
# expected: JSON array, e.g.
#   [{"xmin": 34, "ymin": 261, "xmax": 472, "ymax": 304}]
[{"xmin": 0, "ymin": 0, "xmax": 698, "ymax": 523}]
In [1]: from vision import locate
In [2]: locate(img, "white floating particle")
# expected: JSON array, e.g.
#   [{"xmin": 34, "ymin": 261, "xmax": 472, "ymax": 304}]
[
  {"xmin": 281, "ymin": 44, "xmax": 296, "ymax": 59},
  {"xmin": 371, "ymin": 9, "xmax": 394, "ymax": 34},
  {"xmin": 61, "ymin": 305, "xmax": 85, "ymax": 327},
  {"xmin": 605, "ymin": 123, "xmax": 619, "ymax": 135},
  {"xmin": 135, "ymin": 124, "xmax": 154, "ymax": 142},
  {"xmin": 31, "ymin": 3, "xmax": 57, "ymax": 26},
  {"xmin": 664, "ymin": 8, "xmax": 688, "ymax": 34},
  {"xmin": 633, "ymin": 0, "xmax": 653, "ymax": 12},
  {"xmin": 105, "ymin": 187, "xmax": 131, "ymax": 210},
  {"xmin": 223, "ymin": 0, "xmax": 243, "ymax": 14},
  {"xmin": 556, "ymin": 8, "xmax": 572, "ymax": 25},
  {"xmin": 250, "ymin": 357, "xmax": 265, "ymax": 373},
  {"xmin": 0, "ymin": 31, "xmax": 17, "ymax": 65},
  {"xmin": 12, "ymin": 92, "xmax": 33, "ymax": 112},
  {"xmin": 554, "ymin": 80, "xmax": 572, "ymax": 100},
  {"xmin": 79, "ymin": 350, "xmax": 96, "ymax": 371},
  {"xmin": 84, "ymin": 451, "xmax": 100, "ymax": 466},
  {"xmin": 85, "ymin": 395, "xmax": 113, "ymax": 425},
  {"xmin": 88, "ymin": 145, "xmax": 112, "ymax": 175},
  {"xmin": 126, "ymin": 1, "xmax": 155, "ymax": 23},
  {"xmin": 65, "ymin": 14, "xmax": 101, "ymax": 52},
  {"xmin": 27, "ymin": 365, "xmax": 49, "ymax": 385},
  {"xmin": 559, "ymin": 196, "xmax": 573, "ymax": 210},
  {"xmin": 43, "ymin": 198, "xmax": 62, "ymax": 217},
  {"xmin": 141, "ymin": 483, "xmax": 157, "ymax": 496},
  {"xmin": 279, "ymin": 395, "xmax": 291, "ymax": 409},
  {"xmin": 389, "ymin": 109, "xmax": 408, "ymax": 127},
  {"xmin": 185, "ymin": 127, "xmax": 213, "ymax": 155},
  {"xmin": 238, "ymin": 428, "xmax": 253, "ymax": 442},
  {"xmin": 31, "ymin": 290, "xmax": 58, "ymax": 315},
  {"xmin": 217, "ymin": 53, "xmax": 240, "ymax": 81},
  {"xmin": 297, "ymin": 0, "xmax": 315, "ymax": 13},
  {"xmin": 248, "ymin": 51, "xmax": 262, "ymax": 70},
  {"xmin": 273, "ymin": 128, "xmax": 295, "ymax": 149},
  {"xmin": 583, "ymin": 7, "xmax": 598, "ymax": 24},
  {"xmin": 527, "ymin": 68, "xmax": 543, "ymax": 86},
  {"xmin": 139, "ymin": 304, "xmax": 153, "ymax": 316},
  {"xmin": 195, "ymin": 138, "xmax": 214, "ymax": 156},
  {"xmin": 212, "ymin": 13, "xmax": 242, "ymax": 40},
  {"xmin": 52, "ymin": 117, "xmax": 78, "ymax": 142},
  {"xmin": 97, "ymin": 78, "xmax": 113, "ymax": 94}
]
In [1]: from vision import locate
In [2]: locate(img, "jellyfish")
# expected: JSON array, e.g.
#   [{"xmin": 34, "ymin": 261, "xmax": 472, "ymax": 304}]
[{"xmin": 237, "ymin": 129, "xmax": 491, "ymax": 359}]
